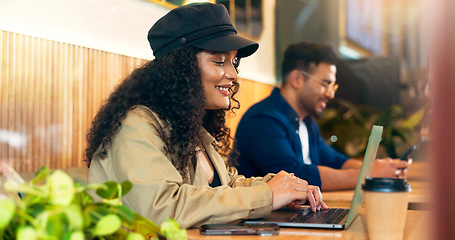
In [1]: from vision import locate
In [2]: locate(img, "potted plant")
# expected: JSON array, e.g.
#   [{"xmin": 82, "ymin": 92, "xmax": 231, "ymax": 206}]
[
  {"xmin": 0, "ymin": 166, "xmax": 187, "ymax": 240},
  {"xmin": 317, "ymin": 99, "xmax": 426, "ymax": 159}
]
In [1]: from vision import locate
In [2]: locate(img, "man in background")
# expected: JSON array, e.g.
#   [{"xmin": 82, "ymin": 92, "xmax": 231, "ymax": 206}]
[{"xmin": 234, "ymin": 41, "xmax": 411, "ymax": 191}]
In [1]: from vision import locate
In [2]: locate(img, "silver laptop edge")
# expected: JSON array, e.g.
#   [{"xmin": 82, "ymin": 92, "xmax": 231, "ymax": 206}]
[
  {"xmin": 344, "ymin": 125, "xmax": 383, "ymax": 228},
  {"xmin": 244, "ymin": 125, "xmax": 383, "ymax": 230}
]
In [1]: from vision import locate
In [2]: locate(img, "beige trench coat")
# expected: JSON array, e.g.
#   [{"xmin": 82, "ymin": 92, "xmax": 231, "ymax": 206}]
[{"xmin": 88, "ymin": 106, "xmax": 274, "ymax": 228}]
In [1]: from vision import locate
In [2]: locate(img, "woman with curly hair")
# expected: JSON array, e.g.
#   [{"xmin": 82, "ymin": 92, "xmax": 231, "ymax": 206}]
[{"xmin": 85, "ymin": 3, "xmax": 327, "ymax": 228}]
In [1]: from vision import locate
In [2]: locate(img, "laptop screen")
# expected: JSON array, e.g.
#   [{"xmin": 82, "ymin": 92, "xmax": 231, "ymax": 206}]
[{"xmin": 344, "ymin": 125, "xmax": 383, "ymax": 228}]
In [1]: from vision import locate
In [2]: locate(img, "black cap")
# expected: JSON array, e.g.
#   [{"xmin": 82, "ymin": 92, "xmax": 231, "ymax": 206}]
[
  {"xmin": 362, "ymin": 177, "xmax": 411, "ymax": 192},
  {"xmin": 147, "ymin": 3, "xmax": 259, "ymax": 58}
]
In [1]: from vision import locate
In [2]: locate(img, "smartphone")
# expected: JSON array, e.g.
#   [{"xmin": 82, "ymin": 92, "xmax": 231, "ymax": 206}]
[
  {"xmin": 199, "ymin": 223, "xmax": 279, "ymax": 236},
  {"xmin": 400, "ymin": 145, "xmax": 417, "ymax": 160}
]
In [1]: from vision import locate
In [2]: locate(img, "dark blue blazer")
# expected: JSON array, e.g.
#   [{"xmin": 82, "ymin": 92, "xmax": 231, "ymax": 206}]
[{"xmin": 234, "ymin": 87, "xmax": 349, "ymax": 187}]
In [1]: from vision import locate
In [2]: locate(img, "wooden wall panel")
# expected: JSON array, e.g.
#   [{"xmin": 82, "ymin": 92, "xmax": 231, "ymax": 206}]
[
  {"xmin": 225, "ymin": 79, "xmax": 274, "ymax": 137},
  {"xmin": 0, "ymin": 30, "xmax": 274, "ymax": 173},
  {"xmin": 0, "ymin": 30, "xmax": 147, "ymax": 173}
]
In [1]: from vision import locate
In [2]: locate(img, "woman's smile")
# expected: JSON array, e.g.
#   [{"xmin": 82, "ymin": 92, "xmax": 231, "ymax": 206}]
[
  {"xmin": 197, "ymin": 50, "xmax": 238, "ymax": 109},
  {"xmin": 215, "ymin": 84, "xmax": 231, "ymax": 96}
]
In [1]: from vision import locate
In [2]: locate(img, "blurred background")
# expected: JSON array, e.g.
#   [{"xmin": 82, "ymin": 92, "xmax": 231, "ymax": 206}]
[{"xmin": 0, "ymin": 0, "xmax": 429, "ymax": 172}]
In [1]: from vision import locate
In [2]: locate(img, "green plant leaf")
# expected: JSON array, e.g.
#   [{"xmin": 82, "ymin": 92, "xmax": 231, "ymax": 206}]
[
  {"xmin": 120, "ymin": 181, "xmax": 133, "ymax": 196},
  {"xmin": 0, "ymin": 199, "xmax": 15, "ymax": 229},
  {"xmin": 42, "ymin": 209, "xmax": 68, "ymax": 237},
  {"xmin": 31, "ymin": 166, "xmax": 50, "ymax": 185},
  {"xmin": 161, "ymin": 218, "xmax": 187, "ymax": 240},
  {"xmin": 96, "ymin": 181, "xmax": 120, "ymax": 199},
  {"xmin": 4, "ymin": 181, "xmax": 44, "ymax": 197},
  {"xmin": 84, "ymin": 183, "xmax": 108, "ymax": 191},
  {"xmin": 91, "ymin": 214, "xmax": 121, "ymax": 236},
  {"xmin": 133, "ymin": 215, "xmax": 161, "ymax": 236},
  {"xmin": 96, "ymin": 181, "xmax": 133, "ymax": 200},
  {"xmin": 403, "ymin": 106, "xmax": 427, "ymax": 128},
  {"xmin": 26, "ymin": 203, "xmax": 46, "ymax": 218},
  {"xmin": 112, "ymin": 205, "xmax": 135, "ymax": 225},
  {"xmin": 84, "ymin": 203, "xmax": 110, "ymax": 217},
  {"xmin": 48, "ymin": 170, "xmax": 75, "ymax": 206},
  {"xmin": 17, "ymin": 226, "xmax": 37, "ymax": 240},
  {"xmin": 65, "ymin": 204, "xmax": 83, "ymax": 230},
  {"xmin": 2, "ymin": 168, "xmax": 182, "ymax": 240},
  {"xmin": 69, "ymin": 231, "xmax": 84, "ymax": 240},
  {"xmin": 72, "ymin": 189, "xmax": 94, "ymax": 207},
  {"xmin": 127, "ymin": 232, "xmax": 146, "ymax": 240}
]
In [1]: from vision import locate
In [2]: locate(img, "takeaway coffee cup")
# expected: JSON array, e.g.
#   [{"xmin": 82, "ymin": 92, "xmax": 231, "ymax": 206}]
[{"xmin": 362, "ymin": 177, "xmax": 411, "ymax": 240}]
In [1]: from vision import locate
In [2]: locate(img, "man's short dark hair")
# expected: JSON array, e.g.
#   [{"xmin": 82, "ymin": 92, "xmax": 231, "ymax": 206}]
[{"xmin": 281, "ymin": 41, "xmax": 337, "ymax": 85}]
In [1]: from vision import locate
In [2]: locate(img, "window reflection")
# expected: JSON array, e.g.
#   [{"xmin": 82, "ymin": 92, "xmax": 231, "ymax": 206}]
[{"xmin": 217, "ymin": 0, "xmax": 263, "ymax": 38}]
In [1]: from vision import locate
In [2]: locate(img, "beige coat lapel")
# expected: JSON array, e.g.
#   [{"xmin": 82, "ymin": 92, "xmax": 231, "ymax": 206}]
[{"xmin": 197, "ymin": 128, "xmax": 229, "ymax": 186}]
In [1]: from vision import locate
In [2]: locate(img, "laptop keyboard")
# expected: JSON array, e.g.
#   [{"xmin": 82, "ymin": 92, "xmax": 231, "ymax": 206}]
[{"xmin": 289, "ymin": 207, "xmax": 349, "ymax": 224}]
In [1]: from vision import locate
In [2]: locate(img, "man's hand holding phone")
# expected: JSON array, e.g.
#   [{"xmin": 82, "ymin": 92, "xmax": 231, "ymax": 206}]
[
  {"xmin": 371, "ymin": 146, "xmax": 415, "ymax": 179},
  {"xmin": 400, "ymin": 145, "xmax": 416, "ymax": 161},
  {"xmin": 396, "ymin": 145, "xmax": 416, "ymax": 176}
]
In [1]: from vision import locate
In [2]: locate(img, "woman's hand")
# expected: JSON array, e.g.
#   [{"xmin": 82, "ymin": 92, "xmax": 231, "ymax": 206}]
[
  {"xmin": 266, "ymin": 171, "xmax": 328, "ymax": 212},
  {"xmin": 267, "ymin": 171, "xmax": 308, "ymax": 210},
  {"xmin": 287, "ymin": 185, "xmax": 328, "ymax": 212},
  {"xmin": 306, "ymin": 185, "xmax": 328, "ymax": 212}
]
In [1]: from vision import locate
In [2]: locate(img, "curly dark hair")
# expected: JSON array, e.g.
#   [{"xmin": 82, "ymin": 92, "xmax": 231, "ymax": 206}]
[{"xmin": 84, "ymin": 47, "xmax": 240, "ymax": 179}]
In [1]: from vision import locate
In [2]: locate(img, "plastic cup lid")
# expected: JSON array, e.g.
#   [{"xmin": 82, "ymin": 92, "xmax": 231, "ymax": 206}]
[{"xmin": 362, "ymin": 177, "xmax": 411, "ymax": 192}]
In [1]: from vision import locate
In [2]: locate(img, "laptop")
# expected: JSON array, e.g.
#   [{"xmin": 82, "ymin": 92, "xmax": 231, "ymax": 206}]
[{"xmin": 244, "ymin": 125, "xmax": 383, "ymax": 229}]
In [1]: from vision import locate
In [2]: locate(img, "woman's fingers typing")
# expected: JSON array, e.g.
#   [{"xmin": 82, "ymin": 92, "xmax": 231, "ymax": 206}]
[
  {"xmin": 307, "ymin": 185, "xmax": 328, "ymax": 212},
  {"xmin": 268, "ymin": 171, "xmax": 327, "ymax": 212},
  {"xmin": 307, "ymin": 188, "xmax": 316, "ymax": 211},
  {"xmin": 268, "ymin": 171, "xmax": 308, "ymax": 210}
]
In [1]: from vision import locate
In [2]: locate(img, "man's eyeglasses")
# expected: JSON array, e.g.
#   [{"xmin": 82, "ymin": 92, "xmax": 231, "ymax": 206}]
[{"xmin": 299, "ymin": 70, "xmax": 339, "ymax": 93}]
